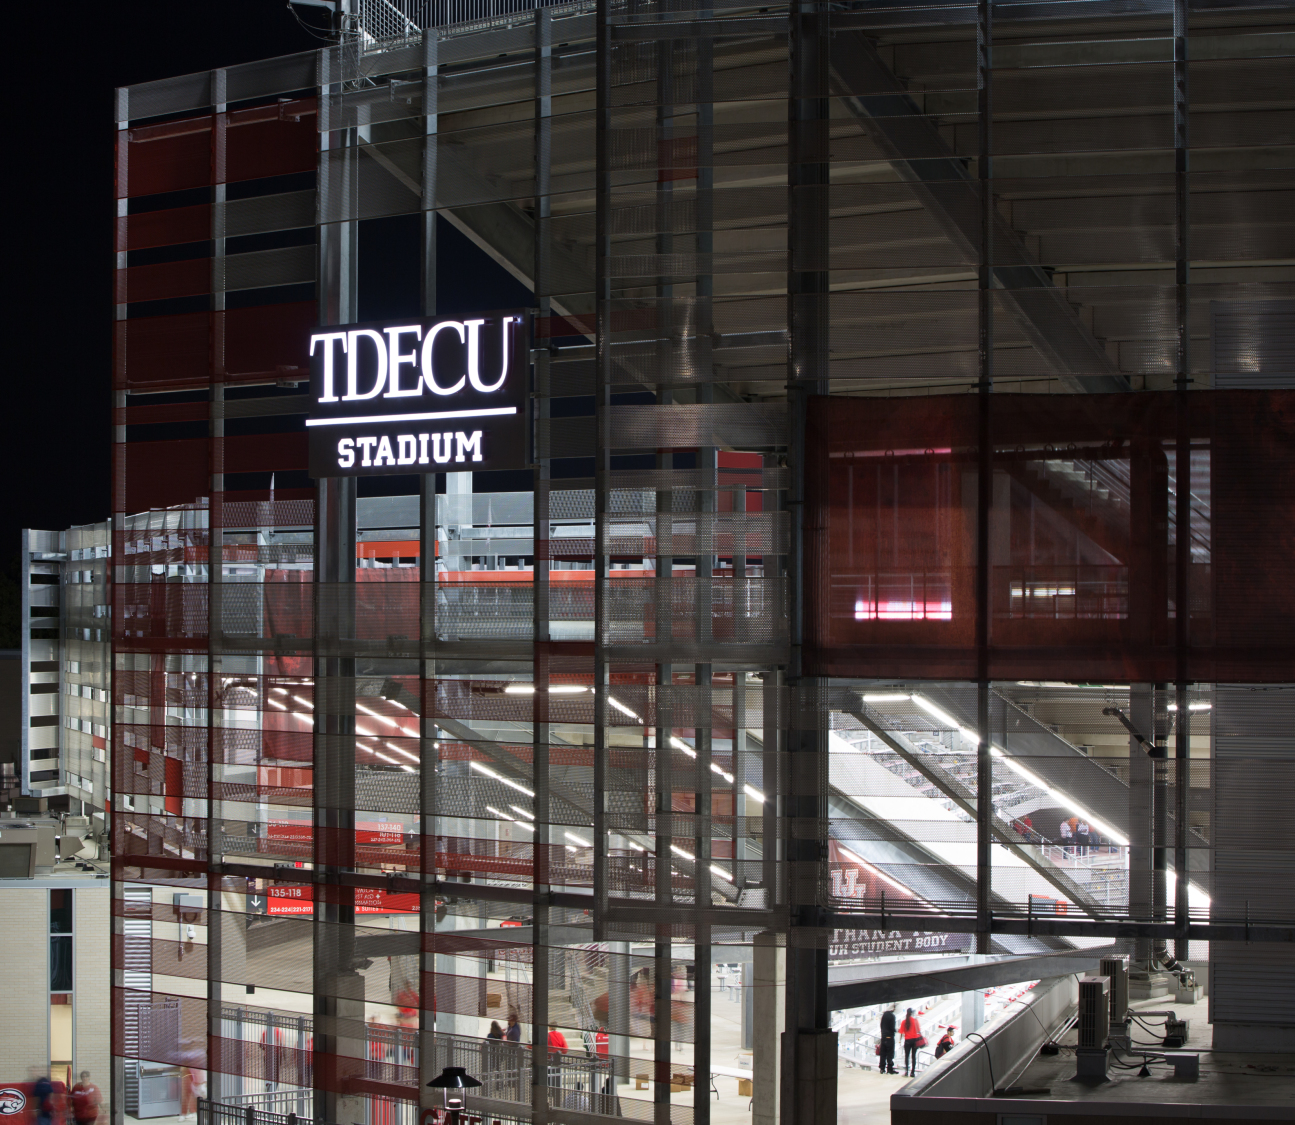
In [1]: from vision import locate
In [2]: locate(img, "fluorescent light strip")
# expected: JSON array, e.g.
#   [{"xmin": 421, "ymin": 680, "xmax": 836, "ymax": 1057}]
[
  {"xmin": 743, "ymin": 784, "xmax": 766, "ymax": 804},
  {"xmin": 670, "ymin": 737, "xmax": 697, "ymax": 758},
  {"xmin": 898, "ymin": 693, "xmax": 1132, "ymax": 847},
  {"xmin": 485, "ymin": 805, "xmax": 533, "ymax": 831},
  {"xmin": 385, "ymin": 742, "xmax": 419, "ymax": 763},
  {"xmin": 509, "ymin": 805, "xmax": 534, "ymax": 820},
  {"xmin": 989, "ymin": 749, "xmax": 1129, "ymax": 846},
  {"xmin": 290, "ymin": 695, "xmax": 314, "ymax": 710},
  {"xmin": 266, "ymin": 699, "xmax": 287, "ymax": 711},
  {"xmin": 469, "ymin": 759, "xmax": 535, "ymax": 797},
  {"xmin": 357, "ymin": 702, "xmax": 399, "ymax": 728},
  {"xmin": 709, "ymin": 864, "xmax": 734, "ymax": 882},
  {"xmin": 1167, "ymin": 702, "xmax": 1211, "ymax": 712},
  {"xmin": 861, "ymin": 692, "xmax": 912, "ymax": 703},
  {"xmin": 565, "ymin": 832, "xmax": 592, "ymax": 847},
  {"xmin": 503, "ymin": 683, "xmax": 587, "ymax": 695},
  {"xmin": 910, "ymin": 694, "xmax": 979, "ymax": 746},
  {"xmin": 609, "ymin": 696, "xmax": 642, "ymax": 721},
  {"xmin": 305, "ymin": 406, "xmax": 519, "ymax": 427}
]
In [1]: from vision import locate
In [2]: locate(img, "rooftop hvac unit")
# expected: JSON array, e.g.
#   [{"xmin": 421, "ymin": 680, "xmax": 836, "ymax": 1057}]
[
  {"xmin": 1075, "ymin": 976, "xmax": 1112, "ymax": 1081},
  {"xmin": 1099, "ymin": 955, "xmax": 1130, "ymax": 1026},
  {"xmin": 1077, "ymin": 976, "xmax": 1111, "ymax": 1049}
]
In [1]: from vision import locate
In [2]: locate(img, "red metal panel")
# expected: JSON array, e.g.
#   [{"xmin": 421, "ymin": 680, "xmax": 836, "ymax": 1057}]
[
  {"xmin": 220, "ymin": 301, "xmax": 315, "ymax": 379},
  {"xmin": 808, "ymin": 390, "xmax": 1295, "ymax": 682},
  {"xmin": 120, "ymin": 438, "xmax": 209, "ymax": 511},
  {"xmin": 119, "ymin": 204, "xmax": 213, "ymax": 251},
  {"xmin": 114, "ymin": 581, "xmax": 210, "ymax": 647},
  {"xmin": 223, "ymin": 431, "xmax": 308, "ymax": 472},
  {"xmin": 806, "ymin": 393, "xmax": 979, "ymax": 679},
  {"xmin": 114, "ymin": 312, "xmax": 211, "ymax": 388},
  {"xmin": 119, "ymin": 400, "xmax": 210, "ymax": 427},
  {"xmin": 121, "ymin": 122, "xmax": 212, "ymax": 197},
  {"xmin": 1210, "ymin": 390, "xmax": 1295, "ymax": 681},
  {"xmin": 225, "ymin": 106, "xmax": 318, "ymax": 182},
  {"xmin": 114, "ymin": 258, "xmax": 210, "ymax": 304}
]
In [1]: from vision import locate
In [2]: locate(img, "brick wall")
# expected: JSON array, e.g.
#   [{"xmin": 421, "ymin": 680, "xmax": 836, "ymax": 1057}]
[
  {"xmin": 0, "ymin": 888, "xmax": 49, "ymax": 1075},
  {"xmin": 75, "ymin": 885, "xmax": 111, "ymax": 1088}
]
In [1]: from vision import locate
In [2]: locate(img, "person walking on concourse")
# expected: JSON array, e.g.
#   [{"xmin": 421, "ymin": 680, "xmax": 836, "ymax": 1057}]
[
  {"xmin": 899, "ymin": 1008, "xmax": 924, "ymax": 1077},
  {"xmin": 878, "ymin": 1006, "xmax": 898, "ymax": 1074}
]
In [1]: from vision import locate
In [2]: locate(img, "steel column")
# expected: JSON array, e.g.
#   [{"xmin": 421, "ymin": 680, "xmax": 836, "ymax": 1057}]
[
  {"xmin": 1172, "ymin": 0, "xmax": 1193, "ymax": 963},
  {"xmin": 974, "ymin": 0, "xmax": 995, "ymax": 959},
  {"xmin": 785, "ymin": 3, "xmax": 833, "ymax": 1121},
  {"xmin": 531, "ymin": 13, "xmax": 554, "ymax": 1113},
  {"xmin": 205, "ymin": 63, "xmax": 228, "ymax": 1109},
  {"xmin": 313, "ymin": 38, "xmax": 360, "ymax": 1125},
  {"xmin": 418, "ymin": 27, "xmax": 440, "ymax": 1104}
]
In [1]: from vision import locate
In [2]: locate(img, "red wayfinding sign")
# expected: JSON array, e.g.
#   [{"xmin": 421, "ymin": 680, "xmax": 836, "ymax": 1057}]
[
  {"xmin": 266, "ymin": 884, "xmax": 418, "ymax": 915},
  {"xmin": 263, "ymin": 821, "xmax": 406, "ymax": 847}
]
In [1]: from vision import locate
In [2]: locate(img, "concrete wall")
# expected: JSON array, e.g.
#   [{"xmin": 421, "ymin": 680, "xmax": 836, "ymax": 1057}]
[
  {"xmin": 896, "ymin": 974, "xmax": 1078, "ymax": 1100},
  {"xmin": 0, "ymin": 887, "xmax": 49, "ymax": 1075}
]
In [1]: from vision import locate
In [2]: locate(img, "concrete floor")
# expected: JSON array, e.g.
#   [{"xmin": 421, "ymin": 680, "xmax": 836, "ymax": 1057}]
[
  {"xmin": 1016, "ymin": 994, "xmax": 1295, "ymax": 1108},
  {"xmin": 129, "ymin": 973, "xmax": 916, "ymax": 1125},
  {"xmin": 615, "ymin": 977, "xmax": 917, "ymax": 1125}
]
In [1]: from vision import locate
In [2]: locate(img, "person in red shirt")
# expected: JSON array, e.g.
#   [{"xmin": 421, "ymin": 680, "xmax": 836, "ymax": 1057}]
[
  {"xmin": 71, "ymin": 1072, "xmax": 101, "ymax": 1125},
  {"xmin": 594, "ymin": 1027, "xmax": 609, "ymax": 1058},
  {"xmin": 547, "ymin": 1022, "xmax": 569, "ymax": 1055},
  {"xmin": 899, "ymin": 1008, "xmax": 924, "ymax": 1077}
]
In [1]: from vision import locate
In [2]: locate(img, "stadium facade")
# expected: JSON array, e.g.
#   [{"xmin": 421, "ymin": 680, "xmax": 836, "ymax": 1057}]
[{"xmin": 109, "ymin": 1, "xmax": 1295, "ymax": 1123}]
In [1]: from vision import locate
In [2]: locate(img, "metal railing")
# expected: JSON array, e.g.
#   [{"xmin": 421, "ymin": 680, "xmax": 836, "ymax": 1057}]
[
  {"xmin": 199, "ymin": 1099, "xmax": 534, "ymax": 1125},
  {"xmin": 210, "ymin": 1011, "xmax": 618, "ymax": 1120},
  {"xmin": 214, "ymin": 1090, "xmax": 315, "ymax": 1119},
  {"xmin": 198, "ymin": 1098, "xmax": 326, "ymax": 1125}
]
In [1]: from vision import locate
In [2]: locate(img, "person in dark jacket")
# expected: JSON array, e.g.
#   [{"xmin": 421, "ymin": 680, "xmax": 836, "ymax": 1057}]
[
  {"xmin": 30, "ymin": 1069, "xmax": 54, "ymax": 1125},
  {"xmin": 878, "ymin": 1006, "xmax": 898, "ymax": 1074},
  {"xmin": 505, "ymin": 1011, "xmax": 523, "ymax": 1042}
]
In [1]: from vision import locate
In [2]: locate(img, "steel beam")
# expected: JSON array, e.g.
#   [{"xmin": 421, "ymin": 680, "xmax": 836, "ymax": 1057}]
[
  {"xmin": 828, "ymin": 31, "xmax": 1128, "ymax": 391},
  {"xmin": 822, "ymin": 911, "xmax": 1295, "ymax": 944},
  {"xmin": 827, "ymin": 949, "xmax": 1115, "ymax": 1011}
]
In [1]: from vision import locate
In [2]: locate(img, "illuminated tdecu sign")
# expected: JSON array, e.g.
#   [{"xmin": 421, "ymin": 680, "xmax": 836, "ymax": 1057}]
[{"xmin": 307, "ymin": 310, "xmax": 529, "ymax": 478}]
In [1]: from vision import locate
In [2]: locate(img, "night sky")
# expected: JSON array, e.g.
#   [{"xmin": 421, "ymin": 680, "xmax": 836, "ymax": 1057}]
[{"xmin": 2, "ymin": 0, "xmax": 532, "ymax": 561}]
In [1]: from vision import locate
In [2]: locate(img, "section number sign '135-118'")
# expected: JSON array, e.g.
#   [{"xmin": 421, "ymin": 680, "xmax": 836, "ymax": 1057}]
[{"xmin": 306, "ymin": 310, "xmax": 529, "ymax": 478}]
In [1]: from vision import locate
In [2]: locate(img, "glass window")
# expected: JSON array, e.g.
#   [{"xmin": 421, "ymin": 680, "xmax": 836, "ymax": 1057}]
[
  {"xmin": 50, "ymin": 888, "xmax": 73, "ymax": 933},
  {"xmin": 50, "ymin": 935, "xmax": 73, "ymax": 992}
]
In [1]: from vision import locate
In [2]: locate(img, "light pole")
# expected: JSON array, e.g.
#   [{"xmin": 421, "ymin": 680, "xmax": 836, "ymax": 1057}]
[{"xmin": 427, "ymin": 1066, "xmax": 481, "ymax": 1125}]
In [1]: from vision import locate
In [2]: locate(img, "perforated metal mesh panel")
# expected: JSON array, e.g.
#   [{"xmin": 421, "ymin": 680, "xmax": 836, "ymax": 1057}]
[{"xmin": 111, "ymin": 1, "xmax": 1295, "ymax": 1120}]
